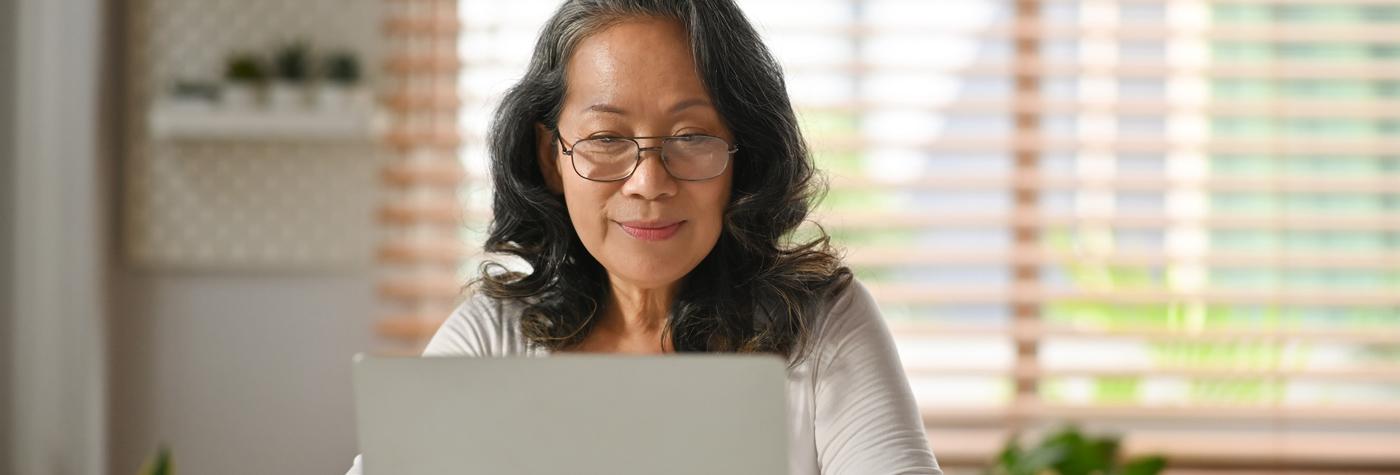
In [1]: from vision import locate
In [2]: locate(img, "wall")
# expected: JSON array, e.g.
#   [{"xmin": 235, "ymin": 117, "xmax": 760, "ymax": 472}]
[
  {"xmin": 108, "ymin": 272, "xmax": 377, "ymax": 474},
  {"xmin": 107, "ymin": 0, "xmax": 385, "ymax": 473},
  {"xmin": 122, "ymin": 0, "xmax": 384, "ymax": 269},
  {"xmin": 0, "ymin": 0, "xmax": 17, "ymax": 469}
]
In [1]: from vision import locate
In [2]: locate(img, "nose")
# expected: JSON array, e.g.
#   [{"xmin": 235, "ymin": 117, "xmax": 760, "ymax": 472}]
[{"xmin": 620, "ymin": 142, "xmax": 678, "ymax": 200}]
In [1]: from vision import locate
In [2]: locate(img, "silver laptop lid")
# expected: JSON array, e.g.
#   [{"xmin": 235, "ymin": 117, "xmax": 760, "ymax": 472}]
[{"xmin": 353, "ymin": 354, "xmax": 788, "ymax": 475}]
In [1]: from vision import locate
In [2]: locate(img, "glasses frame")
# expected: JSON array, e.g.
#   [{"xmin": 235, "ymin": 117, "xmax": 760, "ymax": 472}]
[{"xmin": 553, "ymin": 131, "xmax": 738, "ymax": 182}]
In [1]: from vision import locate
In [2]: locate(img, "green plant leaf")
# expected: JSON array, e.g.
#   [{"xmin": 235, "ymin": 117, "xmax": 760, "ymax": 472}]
[
  {"xmin": 1053, "ymin": 433, "xmax": 1119, "ymax": 475},
  {"xmin": 274, "ymin": 41, "xmax": 312, "ymax": 82},
  {"xmin": 989, "ymin": 426, "xmax": 1163, "ymax": 475},
  {"xmin": 224, "ymin": 54, "xmax": 267, "ymax": 83},
  {"xmin": 996, "ymin": 437, "xmax": 1022, "ymax": 471},
  {"xmin": 138, "ymin": 446, "xmax": 172, "ymax": 475},
  {"xmin": 324, "ymin": 52, "xmax": 361, "ymax": 84},
  {"xmin": 1085, "ymin": 437, "xmax": 1121, "ymax": 474},
  {"xmin": 1045, "ymin": 429, "xmax": 1091, "ymax": 475},
  {"xmin": 1118, "ymin": 456, "xmax": 1167, "ymax": 475},
  {"xmin": 1018, "ymin": 442, "xmax": 1069, "ymax": 475}
]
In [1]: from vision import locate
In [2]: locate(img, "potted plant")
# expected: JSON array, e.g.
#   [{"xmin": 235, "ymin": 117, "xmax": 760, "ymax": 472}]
[
  {"xmin": 318, "ymin": 50, "xmax": 365, "ymax": 110},
  {"xmin": 168, "ymin": 79, "xmax": 220, "ymax": 111},
  {"xmin": 271, "ymin": 40, "xmax": 312, "ymax": 109},
  {"xmin": 137, "ymin": 446, "xmax": 172, "ymax": 475},
  {"xmin": 222, "ymin": 53, "xmax": 266, "ymax": 109},
  {"xmin": 986, "ymin": 425, "xmax": 1166, "ymax": 475}
]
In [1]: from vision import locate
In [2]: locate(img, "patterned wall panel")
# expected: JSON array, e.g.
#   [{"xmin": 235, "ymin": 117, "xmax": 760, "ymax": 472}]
[{"xmin": 124, "ymin": 0, "xmax": 387, "ymax": 269}]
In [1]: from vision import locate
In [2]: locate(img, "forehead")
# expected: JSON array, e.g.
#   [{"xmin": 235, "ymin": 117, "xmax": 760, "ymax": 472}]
[{"xmin": 562, "ymin": 18, "xmax": 710, "ymax": 112}]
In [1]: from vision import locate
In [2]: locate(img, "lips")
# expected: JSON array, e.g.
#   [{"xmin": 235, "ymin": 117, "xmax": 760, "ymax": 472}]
[{"xmin": 616, "ymin": 220, "xmax": 685, "ymax": 241}]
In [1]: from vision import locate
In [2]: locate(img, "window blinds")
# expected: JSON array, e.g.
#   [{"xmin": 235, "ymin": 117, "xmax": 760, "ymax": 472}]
[{"xmin": 378, "ymin": 0, "xmax": 1400, "ymax": 470}]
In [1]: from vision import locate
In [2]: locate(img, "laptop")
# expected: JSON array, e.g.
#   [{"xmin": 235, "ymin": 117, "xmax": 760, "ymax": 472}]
[{"xmin": 352, "ymin": 353, "xmax": 789, "ymax": 474}]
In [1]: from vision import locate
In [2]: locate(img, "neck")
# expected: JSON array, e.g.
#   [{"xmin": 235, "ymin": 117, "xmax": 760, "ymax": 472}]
[{"xmin": 601, "ymin": 275, "xmax": 679, "ymax": 336}]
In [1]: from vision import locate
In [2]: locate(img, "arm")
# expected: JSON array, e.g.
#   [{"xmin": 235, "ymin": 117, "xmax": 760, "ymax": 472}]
[{"xmin": 812, "ymin": 280, "xmax": 942, "ymax": 475}]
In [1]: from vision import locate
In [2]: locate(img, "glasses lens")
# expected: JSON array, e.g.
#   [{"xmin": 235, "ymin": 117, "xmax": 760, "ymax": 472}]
[
  {"xmin": 573, "ymin": 137, "xmax": 639, "ymax": 180},
  {"xmin": 663, "ymin": 135, "xmax": 730, "ymax": 180}
]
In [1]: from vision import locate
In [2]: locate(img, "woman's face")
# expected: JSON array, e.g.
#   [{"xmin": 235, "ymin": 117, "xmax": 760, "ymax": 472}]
[
  {"xmin": 534, "ymin": 18, "xmax": 733, "ymax": 292},
  {"xmin": 538, "ymin": 18, "xmax": 733, "ymax": 292}
]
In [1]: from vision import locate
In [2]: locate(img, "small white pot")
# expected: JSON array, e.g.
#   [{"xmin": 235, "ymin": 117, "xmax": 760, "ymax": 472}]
[
  {"xmin": 316, "ymin": 84, "xmax": 352, "ymax": 110},
  {"xmin": 268, "ymin": 81, "xmax": 310, "ymax": 110},
  {"xmin": 317, "ymin": 84, "xmax": 371, "ymax": 112},
  {"xmin": 221, "ymin": 83, "xmax": 261, "ymax": 109}
]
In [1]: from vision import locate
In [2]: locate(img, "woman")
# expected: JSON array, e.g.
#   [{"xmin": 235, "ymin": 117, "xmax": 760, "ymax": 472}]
[{"xmin": 348, "ymin": 0, "xmax": 940, "ymax": 473}]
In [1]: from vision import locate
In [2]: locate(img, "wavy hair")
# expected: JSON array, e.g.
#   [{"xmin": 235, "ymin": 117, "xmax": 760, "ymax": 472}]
[{"xmin": 476, "ymin": 0, "xmax": 851, "ymax": 361}]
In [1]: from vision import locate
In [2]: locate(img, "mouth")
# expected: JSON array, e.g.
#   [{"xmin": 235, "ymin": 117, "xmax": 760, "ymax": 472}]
[{"xmin": 615, "ymin": 220, "xmax": 685, "ymax": 241}]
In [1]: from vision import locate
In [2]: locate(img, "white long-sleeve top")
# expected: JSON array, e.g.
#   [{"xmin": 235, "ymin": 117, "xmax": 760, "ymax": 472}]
[{"xmin": 346, "ymin": 278, "xmax": 941, "ymax": 475}]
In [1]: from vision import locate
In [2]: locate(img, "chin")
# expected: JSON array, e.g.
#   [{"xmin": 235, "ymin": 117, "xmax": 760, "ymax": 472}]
[
  {"xmin": 604, "ymin": 253, "xmax": 698, "ymax": 288},
  {"xmin": 616, "ymin": 264, "xmax": 690, "ymax": 288}
]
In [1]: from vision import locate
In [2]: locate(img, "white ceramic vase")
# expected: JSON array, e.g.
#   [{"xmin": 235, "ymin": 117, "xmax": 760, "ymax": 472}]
[
  {"xmin": 268, "ymin": 81, "xmax": 310, "ymax": 110},
  {"xmin": 221, "ymin": 82, "xmax": 261, "ymax": 109}
]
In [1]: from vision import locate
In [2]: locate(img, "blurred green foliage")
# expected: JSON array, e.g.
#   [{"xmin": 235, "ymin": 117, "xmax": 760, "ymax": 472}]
[
  {"xmin": 987, "ymin": 426, "xmax": 1166, "ymax": 475},
  {"xmin": 138, "ymin": 447, "xmax": 172, "ymax": 475}
]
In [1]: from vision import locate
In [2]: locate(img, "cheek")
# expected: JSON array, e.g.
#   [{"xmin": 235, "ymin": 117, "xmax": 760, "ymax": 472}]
[
  {"xmin": 667, "ymin": 180, "xmax": 732, "ymax": 274},
  {"xmin": 692, "ymin": 181, "xmax": 730, "ymax": 241},
  {"xmin": 561, "ymin": 182, "xmax": 612, "ymax": 243}
]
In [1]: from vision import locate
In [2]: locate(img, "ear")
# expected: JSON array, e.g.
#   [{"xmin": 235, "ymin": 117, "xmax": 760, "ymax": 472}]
[{"xmin": 535, "ymin": 123, "xmax": 564, "ymax": 194}]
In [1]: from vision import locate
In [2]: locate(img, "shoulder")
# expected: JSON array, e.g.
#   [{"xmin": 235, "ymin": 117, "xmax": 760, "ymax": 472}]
[
  {"xmin": 422, "ymin": 290, "xmax": 534, "ymax": 357},
  {"xmin": 813, "ymin": 276, "xmax": 882, "ymax": 339},
  {"xmin": 804, "ymin": 277, "xmax": 893, "ymax": 367}
]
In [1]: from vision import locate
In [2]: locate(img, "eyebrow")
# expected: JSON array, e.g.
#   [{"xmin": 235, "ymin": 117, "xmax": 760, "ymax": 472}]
[
  {"xmin": 582, "ymin": 98, "xmax": 713, "ymax": 116},
  {"xmin": 584, "ymin": 103, "xmax": 627, "ymax": 115}
]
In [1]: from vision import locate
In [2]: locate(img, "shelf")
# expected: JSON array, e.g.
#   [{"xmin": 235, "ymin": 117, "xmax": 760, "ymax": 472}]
[{"xmin": 148, "ymin": 101, "xmax": 381, "ymax": 141}]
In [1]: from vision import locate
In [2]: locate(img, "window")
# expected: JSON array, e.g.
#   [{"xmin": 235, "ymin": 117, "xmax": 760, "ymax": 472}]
[{"xmin": 379, "ymin": 0, "xmax": 1400, "ymax": 470}]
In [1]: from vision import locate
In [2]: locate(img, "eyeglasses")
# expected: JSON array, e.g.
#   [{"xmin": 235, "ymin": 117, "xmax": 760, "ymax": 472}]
[{"xmin": 554, "ymin": 132, "xmax": 737, "ymax": 182}]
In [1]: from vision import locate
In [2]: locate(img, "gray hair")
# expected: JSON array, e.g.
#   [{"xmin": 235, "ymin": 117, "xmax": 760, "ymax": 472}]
[{"xmin": 478, "ymin": 0, "xmax": 851, "ymax": 359}]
